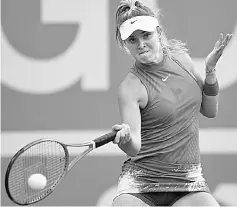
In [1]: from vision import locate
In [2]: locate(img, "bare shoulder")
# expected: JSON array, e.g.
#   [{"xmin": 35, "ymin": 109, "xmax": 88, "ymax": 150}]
[
  {"xmin": 118, "ymin": 72, "xmax": 143, "ymax": 101},
  {"xmin": 172, "ymin": 52, "xmax": 195, "ymax": 71},
  {"xmin": 172, "ymin": 52, "xmax": 204, "ymax": 85}
]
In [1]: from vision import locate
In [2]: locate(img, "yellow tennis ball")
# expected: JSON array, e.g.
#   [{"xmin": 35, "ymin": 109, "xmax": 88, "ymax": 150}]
[{"xmin": 28, "ymin": 173, "xmax": 47, "ymax": 190}]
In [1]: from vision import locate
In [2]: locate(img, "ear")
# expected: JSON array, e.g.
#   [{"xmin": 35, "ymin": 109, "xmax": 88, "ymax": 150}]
[{"xmin": 156, "ymin": 26, "xmax": 162, "ymax": 36}]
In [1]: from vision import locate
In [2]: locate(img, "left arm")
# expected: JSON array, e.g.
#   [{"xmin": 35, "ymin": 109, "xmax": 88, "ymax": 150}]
[
  {"xmin": 201, "ymin": 33, "xmax": 233, "ymax": 118},
  {"xmin": 185, "ymin": 55, "xmax": 219, "ymax": 118},
  {"xmin": 182, "ymin": 33, "xmax": 232, "ymax": 118},
  {"xmin": 177, "ymin": 53, "xmax": 218, "ymax": 118},
  {"xmin": 200, "ymin": 71, "xmax": 219, "ymax": 118}
]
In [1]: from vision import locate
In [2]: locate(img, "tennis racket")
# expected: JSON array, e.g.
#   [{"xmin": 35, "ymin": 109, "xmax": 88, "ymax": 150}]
[{"xmin": 5, "ymin": 131, "xmax": 116, "ymax": 205}]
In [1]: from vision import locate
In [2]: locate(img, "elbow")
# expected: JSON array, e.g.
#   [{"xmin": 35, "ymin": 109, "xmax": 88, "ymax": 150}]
[
  {"xmin": 127, "ymin": 151, "xmax": 138, "ymax": 157},
  {"xmin": 127, "ymin": 142, "xmax": 141, "ymax": 157},
  {"xmin": 128, "ymin": 149, "xmax": 140, "ymax": 157},
  {"xmin": 127, "ymin": 137, "xmax": 141, "ymax": 157}
]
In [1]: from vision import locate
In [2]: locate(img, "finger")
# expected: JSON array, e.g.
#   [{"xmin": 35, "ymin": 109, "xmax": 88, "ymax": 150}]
[
  {"xmin": 112, "ymin": 124, "xmax": 122, "ymax": 131},
  {"xmin": 210, "ymin": 45, "xmax": 224, "ymax": 64},
  {"xmin": 119, "ymin": 123, "xmax": 128, "ymax": 144},
  {"xmin": 223, "ymin": 33, "xmax": 233, "ymax": 48},
  {"xmin": 220, "ymin": 33, "xmax": 224, "ymax": 42},
  {"xmin": 223, "ymin": 33, "xmax": 228, "ymax": 42},
  {"xmin": 120, "ymin": 127, "xmax": 125, "ymax": 138},
  {"xmin": 215, "ymin": 45, "xmax": 224, "ymax": 59},
  {"xmin": 216, "ymin": 43, "xmax": 225, "ymax": 52},
  {"xmin": 113, "ymin": 131, "xmax": 121, "ymax": 144},
  {"xmin": 216, "ymin": 33, "xmax": 224, "ymax": 48},
  {"xmin": 121, "ymin": 123, "xmax": 127, "ymax": 129},
  {"xmin": 124, "ymin": 124, "xmax": 129, "ymax": 134},
  {"xmin": 121, "ymin": 123, "xmax": 127, "ymax": 136},
  {"xmin": 214, "ymin": 34, "xmax": 222, "ymax": 49},
  {"xmin": 125, "ymin": 124, "xmax": 131, "ymax": 138},
  {"xmin": 222, "ymin": 34, "xmax": 231, "ymax": 47},
  {"xmin": 214, "ymin": 40, "xmax": 221, "ymax": 49},
  {"xmin": 124, "ymin": 124, "xmax": 131, "ymax": 144},
  {"xmin": 217, "ymin": 45, "xmax": 225, "ymax": 54},
  {"xmin": 226, "ymin": 33, "xmax": 233, "ymax": 45}
]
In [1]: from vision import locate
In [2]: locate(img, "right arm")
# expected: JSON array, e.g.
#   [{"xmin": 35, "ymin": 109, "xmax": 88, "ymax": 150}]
[{"xmin": 113, "ymin": 73, "xmax": 143, "ymax": 157}]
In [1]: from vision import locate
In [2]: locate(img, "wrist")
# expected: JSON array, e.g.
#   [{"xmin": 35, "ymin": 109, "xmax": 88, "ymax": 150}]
[
  {"xmin": 203, "ymin": 80, "xmax": 219, "ymax": 96},
  {"xmin": 206, "ymin": 67, "xmax": 216, "ymax": 75},
  {"xmin": 206, "ymin": 64, "xmax": 216, "ymax": 71},
  {"xmin": 205, "ymin": 74, "xmax": 217, "ymax": 84},
  {"xmin": 205, "ymin": 67, "xmax": 217, "ymax": 84}
]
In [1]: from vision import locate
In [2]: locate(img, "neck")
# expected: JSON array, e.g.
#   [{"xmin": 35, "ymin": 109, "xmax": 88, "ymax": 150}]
[{"xmin": 135, "ymin": 55, "xmax": 165, "ymax": 71}]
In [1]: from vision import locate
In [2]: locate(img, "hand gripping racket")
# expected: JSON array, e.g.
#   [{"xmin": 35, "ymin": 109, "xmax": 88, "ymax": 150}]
[{"xmin": 5, "ymin": 131, "xmax": 116, "ymax": 205}]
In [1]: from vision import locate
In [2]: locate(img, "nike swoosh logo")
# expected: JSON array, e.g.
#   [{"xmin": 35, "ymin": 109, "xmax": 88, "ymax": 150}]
[
  {"xmin": 162, "ymin": 74, "xmax": 170, "ymax": 82},
  {"xmin": 131, "ymin": 20, "xmax": 138, "ymax": 24}
]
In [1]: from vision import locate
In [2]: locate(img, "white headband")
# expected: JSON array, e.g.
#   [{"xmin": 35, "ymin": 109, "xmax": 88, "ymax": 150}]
[{"xmin": 119, "ymin": 16, "xmax": 159, "ymax": 40}]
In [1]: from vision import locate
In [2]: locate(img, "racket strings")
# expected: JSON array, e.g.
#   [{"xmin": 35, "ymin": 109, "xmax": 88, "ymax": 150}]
[{"xmin": 7, "ymin": 141, "xmax": 68, "ymax": 204}]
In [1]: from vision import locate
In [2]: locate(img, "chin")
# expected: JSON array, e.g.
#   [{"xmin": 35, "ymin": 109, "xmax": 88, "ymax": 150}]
[
  {"xmin": 137, "ymin": 54, "xmax": 155, "ymax": 64},
  {"xmin": 139, "ymin": 58, "xmax": 153, "ymax": 64}
]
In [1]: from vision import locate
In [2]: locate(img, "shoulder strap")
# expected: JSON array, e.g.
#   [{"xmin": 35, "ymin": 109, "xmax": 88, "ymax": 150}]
[{"xmin": 171, "ymin": 56, "xmax": 198, "ymax": 83}]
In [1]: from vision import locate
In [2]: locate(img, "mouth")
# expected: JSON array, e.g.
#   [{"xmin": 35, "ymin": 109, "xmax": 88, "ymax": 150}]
[{"xmin": 138, "ymin": 51, "xmax": 149, "ymax": 55}]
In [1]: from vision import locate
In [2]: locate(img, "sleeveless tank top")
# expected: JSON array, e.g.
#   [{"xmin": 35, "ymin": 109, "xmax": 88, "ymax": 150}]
[{"xmin": 115, "ymin": 56, "xmax": 210, "ymax": 197}]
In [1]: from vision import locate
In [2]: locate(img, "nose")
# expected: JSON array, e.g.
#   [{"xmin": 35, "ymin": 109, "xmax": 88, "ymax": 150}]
[{"xmin": 137, "ymin": 38, "xmax": 146, "ymax": 49}]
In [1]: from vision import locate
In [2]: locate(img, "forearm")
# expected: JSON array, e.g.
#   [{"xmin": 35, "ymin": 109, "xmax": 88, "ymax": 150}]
[
  {"xmin": 200, "ymin": 32, "xmax": 232, "ymax": 118},
  {"xmin": 117, "ymin": 134, "xmax": 141, "ymax": 157},
  {"xmin": 201, "ymin": 92, "xmax": 219, "ymax": 118},
  {"xmin": 200, "ymin": 67, "xmax": 220, "ymax": 118}
]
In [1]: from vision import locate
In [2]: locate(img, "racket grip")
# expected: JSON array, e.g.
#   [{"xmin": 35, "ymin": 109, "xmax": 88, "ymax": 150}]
[{"xmin": 93, "ymin": 131, "xmax": 117, "ymax": 148}]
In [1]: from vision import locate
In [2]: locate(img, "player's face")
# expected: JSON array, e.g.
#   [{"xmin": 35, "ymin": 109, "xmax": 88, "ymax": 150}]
[{"xmin": 125, "ymin": 29, "xmax": 163, "ymax": 64}]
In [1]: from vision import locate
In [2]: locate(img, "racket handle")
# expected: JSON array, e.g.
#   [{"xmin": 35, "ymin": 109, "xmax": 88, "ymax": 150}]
[{"xmin": 93, "ymin": 131, "xmax": 117, "ymax": 148}]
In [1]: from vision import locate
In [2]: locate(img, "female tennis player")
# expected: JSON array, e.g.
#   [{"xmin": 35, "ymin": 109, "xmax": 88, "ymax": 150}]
[{"xmin": 111, "ymin": 0, "xmax": 233, "ymax": 206}]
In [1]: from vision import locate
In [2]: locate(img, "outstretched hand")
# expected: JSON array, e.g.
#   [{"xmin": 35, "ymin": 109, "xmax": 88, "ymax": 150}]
[{"xmin": 205, "ymin": 33, "xmax": 233, "ymax": 71}]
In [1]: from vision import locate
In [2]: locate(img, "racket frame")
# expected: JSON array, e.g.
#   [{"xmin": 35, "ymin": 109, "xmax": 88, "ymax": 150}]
[
  {"xmin": 65, "ymin": 141, "xmax": 95, "ymax": 171},
  {"xmin": 5, "ymin": 131, "xmax": 116, "ymax": 205},
  {"xmin": 5, "ymin": 139, "xmax": 70, "ymax": 205}
]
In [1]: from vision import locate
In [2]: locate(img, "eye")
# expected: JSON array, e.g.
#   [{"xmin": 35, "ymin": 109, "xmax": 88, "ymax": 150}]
[
  {"xmin": 143, "ymin": 32, "xmax": 151, "ymax": 39},
  {"xmin": 127, "ymin": 37, "xmax": 136, "ymax": 44}
]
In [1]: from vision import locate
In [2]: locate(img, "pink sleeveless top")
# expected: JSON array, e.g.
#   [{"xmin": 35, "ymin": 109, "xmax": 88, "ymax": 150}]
[{"xmin": 115, "ymin": 55, "xmax": 210, "ymax": 197}]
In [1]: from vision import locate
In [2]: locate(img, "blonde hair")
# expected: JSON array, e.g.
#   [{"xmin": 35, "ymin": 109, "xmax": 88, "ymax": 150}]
[{"xmin": 115, "ymin": 0, "xmax": 188, "ymax": 59}]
